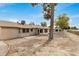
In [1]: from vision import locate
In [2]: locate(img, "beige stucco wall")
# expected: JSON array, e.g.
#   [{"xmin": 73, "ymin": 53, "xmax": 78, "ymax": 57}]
[
  {"xmin": 0, "ymin": 27, "xmax": 19, "ymax": 40},
  {"xmin": 0, "ymin": 27, "xmax": 2, "ymax": 39},
  {"xmin": 0, "ymin": 27, "xmax": 49, "ymax": 40},
  {"xmin": 19, "ymin": 29, "xmax": 36, "ymax": 37},
  {"xmin": 0, "ymin": 27, "xmax": 37, "ymax": 40},
  {"xmin": 39, "ymin": 29, "xmax": 49, "ymax": 35}
]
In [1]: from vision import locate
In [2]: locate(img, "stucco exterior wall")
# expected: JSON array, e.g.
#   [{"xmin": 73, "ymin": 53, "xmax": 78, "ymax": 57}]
[
  {"xmin": 0, "ymin": 27, "xmax": 49, "ymax": 40},
  {"xmin": 0, "ymin": 27, "xmax": 19, "ymax": 40},
  {"xmin": 0, "ymin": 21, "xmax": 49, "ymax": 40},
  {"xmin": 0, "ymin": 27, "xmax": 37, "ymax": 40},
  {"xmin": 39, "ymin": 29, "xmax": 49, "ymax": 35},
  {"xmin": 0, "ymin": 27, "xmax": 2, "ymax": 39},
  {"xmin": 19, "ymin": 29, "xmax": 36, "ymax": 37}
]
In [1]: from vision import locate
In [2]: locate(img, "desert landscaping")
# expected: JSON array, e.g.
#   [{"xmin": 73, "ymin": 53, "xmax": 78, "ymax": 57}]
[
  {"xmin": 0, "ymin": 3, "xmax": 79, "ymax": 56},
  {"xmin": 0, "ymin": 31, "xmax": 79, "ymax": 56}
]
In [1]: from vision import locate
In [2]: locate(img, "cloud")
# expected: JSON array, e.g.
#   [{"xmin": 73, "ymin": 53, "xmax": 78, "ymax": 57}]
[
  {"xmin": 0, "ymin": 3, "xmax": 7, "ymax": 7},
  {"xmin": 0, "ymin": 10, "xmax": 7, "ymax": 13},
  {"xmin": 0, "ymin": 4, "xmax": 12, "ymax": 13},
  {"xmin": 69, "ymin": 14, "xmax": 79, "ymax": 28},
  {"xmin": 0, "ymin": 4, "xmax": 13, "ymax": 13},
  {"xmin": 28, "ymin": 13, "xmax": 43, "ymax": 19},
  {"xmin": 0, "ymin": 3, "xmax": 8, "ymax": 7},
  {"xmin": 56, "ymin": 3, "xmax": 74, "ymax": 12},
  {"xmin": 8, "ymin": 18, "xmax": 19, "ymax": 22},
  {"xmin": 0, "ymin": 3, "xmax": 13, "ymax": 8},
  {"xmin": 69, "ymin": 14, "xmax": 79, "ymax": 23},
  {"xmin": 70, "ymin": 15, "xmax": 79, "ymax": 19},
  {"xmin": 0, "ymin": 12, "xmax": 49, "ymax": 26},
  {"xmin": 0, "ymin": 18, "xmax": 19, "ymax": 23},
  {"xmin": 61, "ymin": 4, "xmax": 74, "ymax": 10}
]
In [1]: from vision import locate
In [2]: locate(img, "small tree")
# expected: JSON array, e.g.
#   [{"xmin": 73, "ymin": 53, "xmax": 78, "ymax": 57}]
[
  {"xmin": 56, "ymin": 14, "xmax": 69, "ymax": 30},
  {"xmin": 71, "ymin": 26, "xmax": 78, "ymax": 30},
  {"xmin": 21, "ymin": 20, "xmax": 26, "ymax": 25},
  {"xmin": 41, "ymin": 22, "xmax": 47, "ymax": 27},
  {"xmin": 29, "ymin": 22, "xmax": 35, "ymax": 25}
]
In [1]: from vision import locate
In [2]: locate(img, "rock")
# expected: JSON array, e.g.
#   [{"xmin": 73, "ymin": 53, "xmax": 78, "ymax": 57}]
[{"xmin": 0, "ymin": 41, "xmax": 9, "ymax": 56}]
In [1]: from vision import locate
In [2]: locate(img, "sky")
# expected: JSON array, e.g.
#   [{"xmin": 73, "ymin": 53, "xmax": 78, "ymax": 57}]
[{"xmin": 0, "ymin": 3, "xmax": 79, "ymax": 27}]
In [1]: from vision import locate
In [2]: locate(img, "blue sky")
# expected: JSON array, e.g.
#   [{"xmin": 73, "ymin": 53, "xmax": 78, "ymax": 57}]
[{"xmin": 0, "ymin": 3, "xmax": 79, "ymax": 27}]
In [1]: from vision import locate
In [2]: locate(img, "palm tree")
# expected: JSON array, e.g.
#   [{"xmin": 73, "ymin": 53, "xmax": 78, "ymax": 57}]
[{"xmin": 32, "ymin": 3, "xmax": 57, "ymax": 40}]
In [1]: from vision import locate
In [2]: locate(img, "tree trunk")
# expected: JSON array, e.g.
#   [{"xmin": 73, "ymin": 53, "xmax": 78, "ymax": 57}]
[{"xmin": 49, "ymin": 5, "xmax": 54, "ymax": 40}]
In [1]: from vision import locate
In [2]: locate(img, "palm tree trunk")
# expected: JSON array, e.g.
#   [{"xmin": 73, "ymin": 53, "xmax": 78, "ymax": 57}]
[{"xmin": 49, "ymin": 5, "xmax": 54, "ymax": 40}]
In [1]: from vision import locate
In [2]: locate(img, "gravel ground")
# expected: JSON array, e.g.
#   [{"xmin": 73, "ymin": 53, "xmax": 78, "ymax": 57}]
[
  {"xmin": 4, "ymin": 35, "xmax": 48, "ymax": 56},
  {"xmin": 34, "ymin": 32, "xmax": 79, "ymax": 56},
  {"xmin": 4, "ymin": 31, "xmax": 79, "ymax": 56}
]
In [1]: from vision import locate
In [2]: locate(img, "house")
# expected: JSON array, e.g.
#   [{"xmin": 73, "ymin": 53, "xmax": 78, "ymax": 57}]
[{"xmin": 0, "ymin": 21, "xmax": 49, "ymax": 40}]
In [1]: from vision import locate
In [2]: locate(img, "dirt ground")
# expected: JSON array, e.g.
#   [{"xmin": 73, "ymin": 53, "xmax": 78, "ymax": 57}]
[{"xmin": 4, "ymin": 31, "xmax": 79, "ymax": 56}]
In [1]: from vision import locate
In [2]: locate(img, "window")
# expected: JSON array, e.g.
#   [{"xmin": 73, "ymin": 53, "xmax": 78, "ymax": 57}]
[
  {"xmin": 18, "ymin": 28, "xmax": 21, "ymax": 33},
  {"xmin": 22, "ymin": 29, "xmax": 25, "ymax": 33},
  {"xmin": 40, "ymin": 29, "xmax": 43, "ymax": 33},
  {"xmin": 26, "ymin": 29, "xmax": 29, "ymax": 32},
  {"xmin": 55, "ymin": 29, "xmax": 58, "ymax": 32},
  {"xmin": 31, "ymin": 29, "xmax": 33, "ymax": 32},
  {"xmin": 45, "ymin": 29, "xmax": 48, "ymax": 33}
]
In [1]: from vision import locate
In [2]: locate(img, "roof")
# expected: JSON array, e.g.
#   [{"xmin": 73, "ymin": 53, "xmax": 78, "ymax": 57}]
[{"xmin": 0, "ymin": 21, "xmax": 48, "ymax": 29}]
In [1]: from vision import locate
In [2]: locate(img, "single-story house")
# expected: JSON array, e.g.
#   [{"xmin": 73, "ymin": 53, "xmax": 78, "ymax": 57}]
[{"xmin": 0, "ymin": 21, "xmax": 49, "ymax": 40}]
